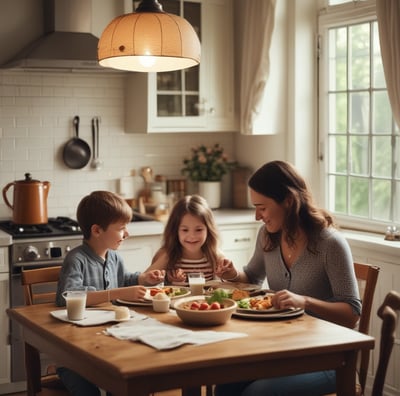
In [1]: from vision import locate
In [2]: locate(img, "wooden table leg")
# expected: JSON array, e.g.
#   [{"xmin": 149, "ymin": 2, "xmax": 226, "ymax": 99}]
[
  {"xmin": 336, "ymin": 351, "xmax": 357, "ymax": 396},
  {"xmin": 25, "ymin": 342, "xmax": 42, "ymax": 396}
]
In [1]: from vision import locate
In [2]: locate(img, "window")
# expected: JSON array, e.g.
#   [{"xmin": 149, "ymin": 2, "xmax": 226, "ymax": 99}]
[{"xmin": 318, "ymin": 1, "xmax": 399, "ymax": 233}]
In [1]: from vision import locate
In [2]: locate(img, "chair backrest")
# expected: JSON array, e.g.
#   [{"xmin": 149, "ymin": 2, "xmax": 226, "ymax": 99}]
[
  {"xmin": 21, "ymin": 266, "xmax": 62, "ymax": 305},
  {"xmin": 371, "ymin": 290, "xmax": 400, "ymax": 396},
  {"xmin": 353, "ymin": 262, "xmax": 380, "ymax": 393}
]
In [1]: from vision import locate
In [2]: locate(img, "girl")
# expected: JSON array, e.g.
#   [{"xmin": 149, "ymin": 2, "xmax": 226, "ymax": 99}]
[{"xmin": 145, "ymin": 194, "xmax": 232, "ymax": 285}]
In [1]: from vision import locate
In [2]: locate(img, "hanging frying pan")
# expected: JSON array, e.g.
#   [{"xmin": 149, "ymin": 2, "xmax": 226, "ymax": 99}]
[{"xmin": 62, "ymin": 116, "xmax": 91, "ymax": 169}]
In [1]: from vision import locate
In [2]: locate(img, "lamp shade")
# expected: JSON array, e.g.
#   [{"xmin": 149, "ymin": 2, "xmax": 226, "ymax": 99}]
[{"xmin": 98, "ymin": 1, "xmax": 201, "ymax": 72}]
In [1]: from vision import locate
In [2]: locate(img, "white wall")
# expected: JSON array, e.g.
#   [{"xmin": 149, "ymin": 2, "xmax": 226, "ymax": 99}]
[{"xmin": 0, "ymin": 70, "xmax": 235, "ymax": 219}]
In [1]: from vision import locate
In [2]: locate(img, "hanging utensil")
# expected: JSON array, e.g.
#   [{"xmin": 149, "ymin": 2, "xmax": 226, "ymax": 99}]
[
  {"xmin": 91, "ymin": 117, "xmax": 103, "ymax": 170},
  {"xmin": 63, "ymin": 116, "xmax": 91, "ymax": 169}
]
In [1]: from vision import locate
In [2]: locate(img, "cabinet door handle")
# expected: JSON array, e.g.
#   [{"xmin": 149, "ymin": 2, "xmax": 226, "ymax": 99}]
[{"xmin": 234, "ymin": 238, "xmax": 251, "ymax": 243}]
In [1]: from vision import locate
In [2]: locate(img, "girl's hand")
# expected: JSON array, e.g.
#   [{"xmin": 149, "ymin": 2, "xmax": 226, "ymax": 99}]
[
  {"xmin": 271, "ymin": 289, "xmax": 306, "ymax": 310},
  {"xmin": 215, "ymin": 258, "xmax": 237, "ymax": 280},
  {"xmin": 167, "ymin": 269, "xmax": 186, "ymax": 283},
  {"xmin": 141, "ymin": 269, "xmax": 165, "ymax": 286},
  {"xmin": 130, "ymin": 285, "xmax": 147, "ymax": 301}
]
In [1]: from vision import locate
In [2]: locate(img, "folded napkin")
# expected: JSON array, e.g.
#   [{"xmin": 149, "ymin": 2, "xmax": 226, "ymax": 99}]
[{"xmin": 105, "ymin": 317, "xmax": 247, "ymax": 350}]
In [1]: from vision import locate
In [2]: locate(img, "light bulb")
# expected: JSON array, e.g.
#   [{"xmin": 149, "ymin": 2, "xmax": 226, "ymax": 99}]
[{"xmin": 139, "ymin": 55, "xmax": 156, "ymax": 68}]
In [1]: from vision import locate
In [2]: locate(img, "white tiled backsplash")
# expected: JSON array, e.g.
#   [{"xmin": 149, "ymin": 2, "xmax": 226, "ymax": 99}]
[{"xmin": 0, "ymin": 71, "xmax": 235, "ymax": 219}]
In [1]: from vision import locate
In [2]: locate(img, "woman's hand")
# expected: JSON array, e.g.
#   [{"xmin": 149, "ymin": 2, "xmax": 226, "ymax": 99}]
[
  {"xmin": 167, "ymin": 269, "xmax": 186, "ymax": 283},
  {"xmin": 271, "ymin": 289, "xmax": 306, "ymax": 310},
  {"xmin": 215, "ymin": 258, "xmax": 237, "ymax": 281},
  {"xmin": 140, "ymin": 269, "xmax": 165, "ymax": 286}
]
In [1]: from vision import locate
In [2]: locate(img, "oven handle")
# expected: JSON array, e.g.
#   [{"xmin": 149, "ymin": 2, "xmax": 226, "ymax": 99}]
[{"xmin": 12, "ymin": 261, "xmax": 64, "ymax": 273}]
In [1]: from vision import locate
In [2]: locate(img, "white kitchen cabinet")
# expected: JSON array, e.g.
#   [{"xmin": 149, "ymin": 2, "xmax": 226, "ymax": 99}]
[
  {"xmin": 125, "ymin": 0, "xmax": 236, "ymax": 133},
  {"xmin": 219, "ymin": 223, "xmax": 259, "ymax": 270},
  {"xmin": 119, "ymin": 234, "xmax": 162, "ymax": 274},
  {"xmin": 0, "ymin": 248, "xmax": 10, "ymax": 385}
]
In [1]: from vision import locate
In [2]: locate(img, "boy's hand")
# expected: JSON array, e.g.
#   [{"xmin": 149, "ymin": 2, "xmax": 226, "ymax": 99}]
[
  {"xmin": 141, "ymin": 269, "xmax": 165, "ymax": 286},
  {"xmin": 131, "ymin": 285, "xmax": 147, "ymax": 300}
]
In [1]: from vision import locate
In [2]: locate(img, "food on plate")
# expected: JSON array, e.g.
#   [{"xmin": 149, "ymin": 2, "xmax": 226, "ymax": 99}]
[
  {"xmin": 231, "ymin": 289, "xmax": 250, "ymax": 301},
  {"xmin": 237, "ymin": 295, "xmax": 273, "ymax": 310},
  {"xmin": 114, "ymin": 306, "xmax": 130, "ymax": 321},
  {"xmin": 148, "ymin": 286, "xmax": 188, "ymax": 298}
]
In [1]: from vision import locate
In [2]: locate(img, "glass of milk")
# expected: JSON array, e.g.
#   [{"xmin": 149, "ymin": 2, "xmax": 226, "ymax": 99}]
[
  {"xmin": 62, "ymin": 290, "xmax": 87, "ymax": 321},
  {"xmin": 188, "ymin": 273, "xmax": 205, "ymax": 295}
]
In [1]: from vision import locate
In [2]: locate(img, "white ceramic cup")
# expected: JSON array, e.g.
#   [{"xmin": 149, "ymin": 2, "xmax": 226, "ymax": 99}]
[
  {"xmin": 62, "ymin": 290, "xmax": 87, "ymax": 320},
  {"xmin": 152, "ymin": 294, "xmax": 171, "ymax": 313},
  {"xmin": 188, "ymin": 272, "xmax": 205, "ymax": 295}
]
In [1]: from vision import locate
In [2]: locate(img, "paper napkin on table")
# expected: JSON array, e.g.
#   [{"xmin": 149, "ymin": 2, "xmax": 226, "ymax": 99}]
[{"xmin": 104, "ymin": 317, "xmax": 247, "ymax": 350}]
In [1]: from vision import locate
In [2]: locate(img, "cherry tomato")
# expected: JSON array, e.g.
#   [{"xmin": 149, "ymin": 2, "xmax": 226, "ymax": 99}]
[
  {"xmin": 190, "ymin": 302, "xmax": 200, "ymax": 310},
  {"xmin": 210, "ymin": 302, "xmax": 221, "ymax": 310},
  {"xmin": 199, "ymin": 302, "xmax": 210, "ymax": 310},
  {"xmin": 150, "ymin": 288, "xmax": 162, "ymax": 296}
]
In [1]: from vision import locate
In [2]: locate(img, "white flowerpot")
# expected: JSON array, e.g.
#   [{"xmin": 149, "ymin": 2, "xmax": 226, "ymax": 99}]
[{"xmin": 198, "ymin": 181, "xmax": 221, "ymax": 209}]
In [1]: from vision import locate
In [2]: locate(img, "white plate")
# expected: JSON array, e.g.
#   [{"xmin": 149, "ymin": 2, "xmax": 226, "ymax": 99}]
[
  {"xmin": 116, "ymin": 299, "xmax": 152, "ymax": 307},
  {"xmin": 50, "ymin": 309, "xmax": 135, "ymax": 326},
  {"xmin": 233, "ymin": 308, "xmax": 304, "ymax": 320},
  {"xmin": 144, "ymin": 286, "xmax": 191, "ymax": 301}
]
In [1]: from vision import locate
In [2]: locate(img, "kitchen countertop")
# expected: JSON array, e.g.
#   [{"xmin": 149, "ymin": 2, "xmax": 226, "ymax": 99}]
[
  {"xmin": 0, "ymin": 230, "xmax": 12, "ymax": 246},
  {"xmin": 0, "ymin": 209, "xmax": 258, "ymax": 245},
  {"xmin": 126, "ymin": 208, "xmax": 258, "ymax": 237}
]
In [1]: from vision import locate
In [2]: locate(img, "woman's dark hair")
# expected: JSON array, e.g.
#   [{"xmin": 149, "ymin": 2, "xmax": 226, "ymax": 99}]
[
  {"xmin": 161, "ymin": 194, "xmax": 220, "ymax": 271},
  {"xmin": 77, "ymin": 191, "xmax": 132, "ymax": 239},
  {"xmin": 248, "ymin": 160, "xmax": 335, "ymax": 251}
]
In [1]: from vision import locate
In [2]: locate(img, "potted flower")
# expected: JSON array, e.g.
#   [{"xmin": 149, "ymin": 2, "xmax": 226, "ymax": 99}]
[{"xmin": 181, "ymin": 144, "xmax": 236, "ymax": 208}]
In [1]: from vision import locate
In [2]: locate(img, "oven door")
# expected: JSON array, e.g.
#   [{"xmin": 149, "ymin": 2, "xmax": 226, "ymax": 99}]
[{"xmin": 10, "ymin": 263, "xmax": 62, "ymax": 382}]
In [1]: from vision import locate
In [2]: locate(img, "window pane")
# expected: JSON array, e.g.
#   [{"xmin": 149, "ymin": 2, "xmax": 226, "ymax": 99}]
[
  {"xmin": 157, "ymin": 95, "xmax": 182, "ymax": 116},
  {"xmin": 329, "ymin": 93, "xmax": 347, "ymax": 133},
  {"xmin": 349, "ymin": 24, "xmax": 370, "ymax": 90},
  {"xmin": 396, "ymin": 136, "xmax": 400, "ymax": 179},
  {"xmin": 329, "ymin": 175, "xmax": 347, "ymax": 213},
  {"xmin": 329, "ymin": 28, "xmax": 347, "ymax": 91},
  {"xmin": 350, "ymin": 92, "xmax": 369, "ymax": 133},
  {"xmin": 372, "ymin": 136, "xmax": 392, "ymax": 177},
  {"xmin": 395, "ymin": 181, "xmax": 400, "ymax": 223},
  {"xmin": 372, "ymin": 22, "xmax": 386, "ymax": 88},
  {"xmin": 373, "ymin": 91, "xmax": 392, "ymax": 133},
  {"xmin": 372, "ymin": 179, "xmax": 391, "ymax": 221},
  {"xmin": 329, "ymin": 135, "xmax": 347, "ymax": 173},
  {"xmin": 350, "ymin": 135, "xmax": 369, "ymax": 175},
  {"xmin": 349, "ymin": 177, "xmax": 369, "ymax": 217}
]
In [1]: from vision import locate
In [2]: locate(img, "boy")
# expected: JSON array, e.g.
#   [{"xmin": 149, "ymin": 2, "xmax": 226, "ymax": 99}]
[{"xmin": 55, "ymin": 190, "xmax": 165, "ymax": 395}]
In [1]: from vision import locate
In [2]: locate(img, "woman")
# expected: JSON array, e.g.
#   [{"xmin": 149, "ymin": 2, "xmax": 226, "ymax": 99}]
[{"xmin": 215, "ymin": 160, "xmax": 361, "ymax": 396}]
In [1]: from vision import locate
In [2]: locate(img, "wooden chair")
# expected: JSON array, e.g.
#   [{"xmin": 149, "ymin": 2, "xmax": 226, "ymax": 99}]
[
  {"xmin": 21, "ymin": 266, "xmax": 70, "ymax": 396},
  {"xmin": 371, "ymin": 290, "xmax": 400, "ymax": 396},
  {"xmin": 324, "ymin": 262, "xmax": 380, "ymax": 396}
]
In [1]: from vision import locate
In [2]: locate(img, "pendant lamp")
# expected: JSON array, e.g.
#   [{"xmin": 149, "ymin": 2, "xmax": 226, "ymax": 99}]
[{"xmin": 98, "ymin": 0, "xmax": 201, "ymax": 72}]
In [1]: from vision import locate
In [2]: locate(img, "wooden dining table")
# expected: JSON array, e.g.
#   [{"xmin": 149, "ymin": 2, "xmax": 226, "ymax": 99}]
[{"xmin": 7, "ymin": 302, "xmax": 374, "ymax": 396}]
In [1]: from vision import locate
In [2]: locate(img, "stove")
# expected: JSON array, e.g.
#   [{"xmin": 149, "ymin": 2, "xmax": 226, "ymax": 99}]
[
  {"xmin": 0, "ymin": 216, "xmax": 82, "ymax": 239},
  {"xmin": 1, "ymin": 216, "xmax": 83, "ymax": 385},
  {"xmin": 0, "ymin": 216, "xmax": 83, "ymax": 267}
]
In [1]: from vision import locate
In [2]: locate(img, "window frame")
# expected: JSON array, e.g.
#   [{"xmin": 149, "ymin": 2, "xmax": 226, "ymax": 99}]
[{"xmin": 318, "ymin": 0, "xmax": 397, "ymax": 234}]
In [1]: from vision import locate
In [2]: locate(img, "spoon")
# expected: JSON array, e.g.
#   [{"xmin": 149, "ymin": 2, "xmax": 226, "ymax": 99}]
[{"xmin": 91, "ymin": 117, "xmax": 103, "ymax": 170}]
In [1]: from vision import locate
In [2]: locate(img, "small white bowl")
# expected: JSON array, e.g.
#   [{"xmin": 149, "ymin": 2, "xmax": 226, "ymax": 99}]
[{"xmin": 174, "ymin": 296, "xmax": 237, "ymax": 326}]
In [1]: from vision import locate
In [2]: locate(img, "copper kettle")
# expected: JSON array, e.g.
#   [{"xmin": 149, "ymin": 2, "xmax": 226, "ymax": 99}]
[{"xmin": 2, "ymin": 173, "xmax": 50, "ymax": 224}]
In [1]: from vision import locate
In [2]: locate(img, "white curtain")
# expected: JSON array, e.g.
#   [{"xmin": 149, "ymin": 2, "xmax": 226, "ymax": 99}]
[
  {"xmin": 376, "ymin": 0, "xmax": 400, "ymax": 129},
  {"xmin": 239, "ymin": 0, "xmax": 276, "ymax": 135}
]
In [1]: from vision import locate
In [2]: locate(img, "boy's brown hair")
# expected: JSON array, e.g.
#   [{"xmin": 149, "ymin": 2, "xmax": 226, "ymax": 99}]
[{"xmin": 77, "ymin": 191, "xmax": 132, "ymax": 239}]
